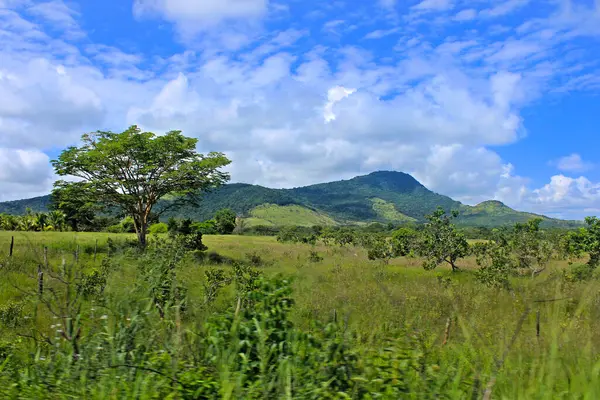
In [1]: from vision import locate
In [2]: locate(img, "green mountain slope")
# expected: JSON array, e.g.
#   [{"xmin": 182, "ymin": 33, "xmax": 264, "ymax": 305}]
[
  {"xmin": 0, "ymin": 171, "xmax": 583, "ymax": 228},
  {"xmin": 245, "ymin": 204, "xmax": 339, "ymax": 227},
  {"xmin": 0, "ymin": 196, "xmax": 51, "ymax": 215}
]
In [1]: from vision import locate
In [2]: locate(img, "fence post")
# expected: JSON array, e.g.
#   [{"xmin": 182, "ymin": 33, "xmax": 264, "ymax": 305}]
[
  {"xmin": 37, "ymin": 265, "xmax": 44, "ymax": 298},
  {"xmin": 536, "ymin": 310, "xmax": 540, "ymax": 338},
  {"xmin": 94, "ymin": 239, "xmax": 98, "ymax": 263},
  {"xmin": 9, "ymin": 236, "xmax": 14, "ymax": 257}
]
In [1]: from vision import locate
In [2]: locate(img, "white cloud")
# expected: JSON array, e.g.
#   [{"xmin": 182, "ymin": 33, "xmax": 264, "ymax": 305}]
[
  {"xmin": 364, "ymin": 27, "xmax": 401, "ymax": 40},
  {"xmin": 133, "ymin": 0, "xmax": 269, "ymax": 36},
  {"xmin": 525, "ymin": 175, "xmax": 600, "ymax": 219},
  {"xmin": 453, "ymin": 9, "xmax": 477, "ymax": 21},
  {"xmin": 411, "ymin": 0, "xmax": 453, "ymax": 12},
  {"xmin": 324, "ymin": 86, "xmax": 356, "ymax": 122},
  {"xmin": 480, "ymin": 0, "xmax": 531, "ymax": 18},
  {"xmin": 27, "ymin": 0, "xmax": 84, "ymax": 39},
  {"xmin": 0, "ymin": 0, "xmax": 599, "ymax": 222},
  {"xmin": 0, "ymin": 148, "xmax": 54, "ymax": 201},
  {"xmin": 555, "ymin": 153, "xmax": 593, "ymax": 172}
]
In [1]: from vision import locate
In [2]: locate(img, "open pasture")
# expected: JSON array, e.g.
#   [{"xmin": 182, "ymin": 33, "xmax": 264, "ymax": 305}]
[{"xmin": 0, "ymin": 231, "xmax": 599, "ymax": 399}]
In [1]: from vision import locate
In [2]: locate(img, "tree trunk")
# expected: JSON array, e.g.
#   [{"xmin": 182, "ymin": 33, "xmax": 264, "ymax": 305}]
[
  {"xmin": 448, "ymin": 259, "xmax": 460, "ymax": 272},
  {"xmin": 137, "ymin": 222, "xmax": 147, "ymax": 248}
]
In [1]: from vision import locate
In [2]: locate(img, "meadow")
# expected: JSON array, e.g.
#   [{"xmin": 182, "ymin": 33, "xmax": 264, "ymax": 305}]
[{"xmin": 0, "ymin": 230, "xmax": 599, "ymax": 399}]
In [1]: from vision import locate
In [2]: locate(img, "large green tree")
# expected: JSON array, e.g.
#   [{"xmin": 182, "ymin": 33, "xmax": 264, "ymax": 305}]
[
  {"xmin": 214, "ymin": 208, "xmax": 237, "ymax": 234},
  {"xmin": 52, "ymin": 125, "xmax": 231, "ymax": 246}
]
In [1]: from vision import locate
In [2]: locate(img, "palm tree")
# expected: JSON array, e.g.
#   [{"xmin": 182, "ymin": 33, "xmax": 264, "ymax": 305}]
[
  {"xmin": 35, "ymin": 212, "xmax": 49, "ymax": 231},
  {"xmin": 18, "ymin": 215, "xmax": 37, "ymax": 231},
  {"xmin": 1, "ymin": 214, "xmax": 18, "ymax": 231},
  {"xmin": 48, "ymin": 210, "xmax": 66, "ymax": 232}
]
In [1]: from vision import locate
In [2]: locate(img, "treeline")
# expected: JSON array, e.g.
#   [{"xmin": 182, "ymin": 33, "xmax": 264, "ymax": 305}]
[{"xmin": 275, "ymin": 208, "xmax": 600, "ymax": 287}]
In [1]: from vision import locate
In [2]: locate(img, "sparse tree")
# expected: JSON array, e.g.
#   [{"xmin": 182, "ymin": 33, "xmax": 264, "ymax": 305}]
[
  {"xmin": 390, "ymin": 227, "xmax": 419, "ymax": 257},
  {"xmin": 418, "ymin": 208, "xmax": 468, "ymax": 272},
  {"xmin": 511, "ymin": 218, "xmax": 553, "ymax": 277},
  {"xmin": 52, "ymin": 125, "xmax": 230, "ymax": 246},
  {"xmin": 582, "ymin": 216, "xmax": 600, "ymax": 268}
]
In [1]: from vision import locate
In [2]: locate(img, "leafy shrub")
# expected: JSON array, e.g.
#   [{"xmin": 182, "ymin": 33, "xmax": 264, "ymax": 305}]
[
  {"xmin": 177, "ymin": 231, "xmax": 208, "ymax": 252},
  {"xmin": 203, "ymin": 268, "xmax": 232, "ymax": 305},
  {"xmin": 245, "ymin": 251, "xmax": 265, "ymax": 267},
  {"xmin": 277, "ymin": 226, "xmax": 318, "ymax": 245},
  {"xmin": 0, "ymin": 300, "xmax": 24, "ymax": 328},
  {"xmin": 191, "ymin": 220, "xmax": 217, "ymax": 235},
  {"xmin": 106, "ymin": 224, "xmax": 123, "ymax": 233},
  {"xmin": 391, "ymin": 227, "xmax": 419, "ymax": 257},
  {"xmin": 308, "ymin": 250, "xmax": 324, "ymax": 263},
  {"xmin": 563, "ymin": 264, "xmax": 597, "ymax": 282},
  {"xmin": 77, "ymin": 267, "xmax": 108, "ymax": 300},
  {"xmin": 148, "ymin": 222, "xmax": 168, "ymax": 234}
]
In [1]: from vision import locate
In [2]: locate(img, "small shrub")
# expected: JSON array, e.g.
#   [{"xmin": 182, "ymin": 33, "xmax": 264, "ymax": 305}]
[
  {"xmin": 106, "ymin": 224, "xmax": 123, "ymax": 233},
  {"xmin": 0, "ymin": 300, "xmax": 24, "ymax": 328},
  {"xmin": 563, "ymin": 264, "xmax": 596, "ymax": 282},
  {"xmin": 192, "ymin": 220, "xmax": 218, "ymax": 235},
  {"xmin": 308, "ymin": 250, "xmax": 324, "ymax": 263},
  {"xmin": 77, "ymin": 267, "xmax": 108, "ymax": 300},
  {"xmin": 203, "ymin": 268, "xmax": 232, "ymax": 305},
  {"xmin": 149, "ymin": 222, "xmax": 168, "ymax": 234},
  {"xmin": 245, "ymin": 251, "xmax": 265, "ymax": 267}
]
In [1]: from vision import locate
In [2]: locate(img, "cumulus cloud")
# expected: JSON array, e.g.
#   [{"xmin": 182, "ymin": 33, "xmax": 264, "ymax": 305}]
[
  {"xmin": 555, "ymin": 153, "xmax": 593, "ymax": 172},
  {"xmin": 133, "ymin": 0, "xmax": 269, "ymax": 39},
  {"xmin": 0, "ymin": 0, "xmax": 599, "ymax": 221},
  {"xmin": 0, "ymin": 148, "xmax": 55, "ymax": 201},
  {"xmin": 525, "ymin": 175, "xmax": 600, "ymax": 219}
]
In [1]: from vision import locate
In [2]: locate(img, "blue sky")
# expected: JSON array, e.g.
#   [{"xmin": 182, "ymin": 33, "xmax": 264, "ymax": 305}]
[{"xmin": 0, "ymin": 0, "xmax": 599, "ymax": 219}]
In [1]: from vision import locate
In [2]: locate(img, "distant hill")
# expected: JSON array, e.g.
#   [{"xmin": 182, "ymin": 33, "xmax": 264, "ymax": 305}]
[{"xmin": 0, "ymin": 171, "xmax": 583, "ymax": 228}]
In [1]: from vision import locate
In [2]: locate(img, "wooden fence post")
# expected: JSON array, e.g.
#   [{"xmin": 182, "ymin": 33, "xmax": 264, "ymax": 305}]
[
  {"xmin": 37, "ymin": 265, "xmax": 44, "ymax": 298},
  {"xmin": 94, "ymin": 239, "xmax": 98, "ymax": 263},
  {"xmin": 9, "ymin": 236, "xmax": 14, "ymax": 257}
]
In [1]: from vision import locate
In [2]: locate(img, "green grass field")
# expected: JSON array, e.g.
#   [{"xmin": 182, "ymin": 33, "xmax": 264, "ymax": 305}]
[{"xmin": 0, "ymin": 231, "xmax": 599, "ymax": 398}]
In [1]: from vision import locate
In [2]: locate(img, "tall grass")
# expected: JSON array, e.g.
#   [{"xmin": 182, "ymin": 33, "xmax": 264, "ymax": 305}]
[{"xmin": 0, "ymin": 231, "xmax": 598, "ymax": 398}]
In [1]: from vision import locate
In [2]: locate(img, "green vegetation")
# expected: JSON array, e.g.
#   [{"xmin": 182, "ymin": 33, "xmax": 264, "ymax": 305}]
[
  {"xmin": 0, "ymin": 171, "xmax": 584, "ymax": 228},
  {"xmin": 0, "ymin": 226, "xmax": 599, "ymax": 398},
  {"xmin": 51, "ymin": 125, "xmax": 230, "ymax": 246},
  {"xmin": 370, "ymin": 198, "xmax": 417, "ymax": 222},
  {"xmin": 0, "ymin": 126, "xmax": 598, "ymax": 398},
  {"xmin": 246, "ymin": 204, "xmax": 338, "ymax": 227}
]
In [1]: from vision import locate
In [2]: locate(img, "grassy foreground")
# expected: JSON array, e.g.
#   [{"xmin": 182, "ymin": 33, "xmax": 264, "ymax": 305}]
[{"xmin": 0, "ymin": 231, "xmax": 599, "ymax": 399}]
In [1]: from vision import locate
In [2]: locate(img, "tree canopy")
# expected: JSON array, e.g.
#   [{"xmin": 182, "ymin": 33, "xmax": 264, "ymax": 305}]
[{"xmin": 51, "ymin": 125, "xmax": 231, "ymax": 246}]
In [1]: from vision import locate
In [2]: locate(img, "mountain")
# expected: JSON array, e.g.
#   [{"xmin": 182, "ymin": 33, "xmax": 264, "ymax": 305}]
[{"xmin": 0, "ymin": 171, "xmax": 582, "ymax": 228}]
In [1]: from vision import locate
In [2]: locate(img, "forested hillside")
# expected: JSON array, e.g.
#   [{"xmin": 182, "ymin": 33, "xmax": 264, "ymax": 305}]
[{"xmin": 0, "ymin": 171, "xmax": 582, "ymax": 228}]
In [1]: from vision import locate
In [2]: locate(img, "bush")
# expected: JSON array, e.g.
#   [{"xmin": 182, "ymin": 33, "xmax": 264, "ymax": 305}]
[
  {"xmin": 564, "ymin": 264, "xmax": 597, "ymax": 282},
  {"xmin": 0, "ymin": 301, "xmax": 24, "ymax": 328},
  {"xmin": 120, "ymin": 216, "xmax": 136, "ymax": 233},
  {"xmin": 192, "ymin": 220, "xmax": 218, "ymax": 235},
  {"xmin": 149, "ymin": 222, "xmax": 168, "ymax": 234},
  {"xmin": 106, "ymin": 224, "xmax": 123, "ymax": 233}
]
